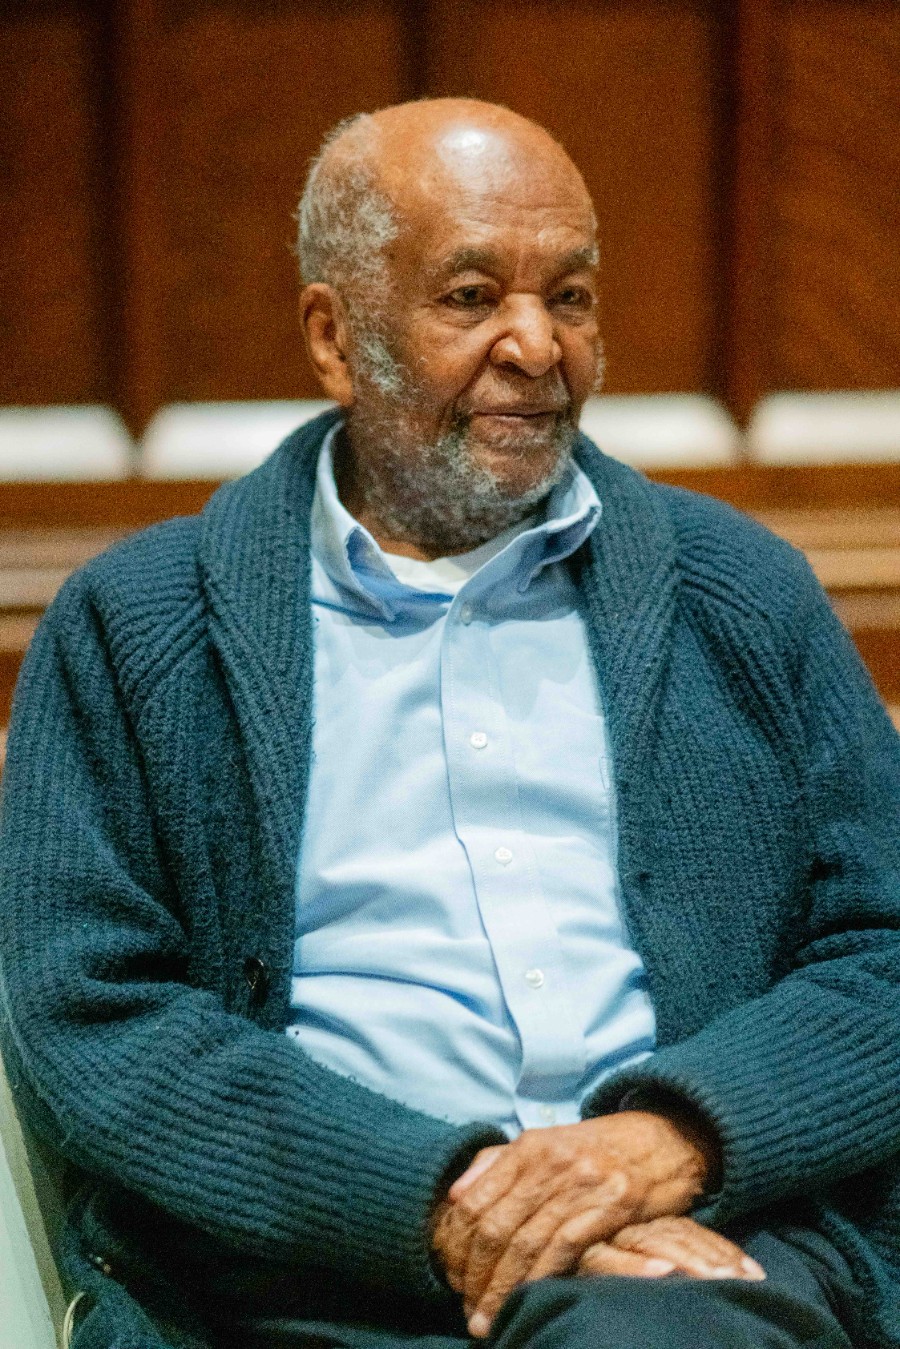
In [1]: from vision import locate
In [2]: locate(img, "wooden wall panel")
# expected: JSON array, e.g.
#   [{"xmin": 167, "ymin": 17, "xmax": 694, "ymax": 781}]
[
  {"xmin": 117, "ymin": 0, "xmax": 409, "ymax": 429},
  {"xmin": 718, "ymin": 0, "xmax": 778, "ymax": 424},
  {"xmin": 424, "ymin": 0, "xmax": 722, "ymax": 397},
  {"xmin": 0, "ymin": 2, "xmax": 108, "ymax": 406},
  {"xmin": 772, "ymin": 0, "xmax": 900, "ymax": 391},
  {"xmin": 2, "ymin": 1, "xmax": 899, "ymax": 431}
]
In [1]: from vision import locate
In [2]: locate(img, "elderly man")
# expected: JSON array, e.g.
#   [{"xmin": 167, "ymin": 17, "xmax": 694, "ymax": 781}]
[{"xmin": 1, "ymin": 99, "xmax": 898, "ymax": 1349}]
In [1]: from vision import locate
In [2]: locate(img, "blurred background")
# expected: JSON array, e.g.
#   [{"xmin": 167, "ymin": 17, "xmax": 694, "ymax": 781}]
[
  {"xmin": 2, "ymin": 0, "xmax": 899, "ymax": 427},
  {"xmin": 0, "ymin": 0, "xmax": 895, "ymax": 428},
  {"xmin": 0, "ymin": 0, "xmax": 898, "ymax": 725}
]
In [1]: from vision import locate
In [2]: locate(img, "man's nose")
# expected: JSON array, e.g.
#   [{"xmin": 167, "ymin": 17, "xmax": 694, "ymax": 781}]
[{"xmin": 489, "ymin": 297, "xmax": 563, "ymax": 378}]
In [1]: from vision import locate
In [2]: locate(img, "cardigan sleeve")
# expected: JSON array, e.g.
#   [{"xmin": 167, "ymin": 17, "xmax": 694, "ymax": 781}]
[
  {"xmin": 0, "ymin": 576, "xmax": 503, "ymax": 1298},
  {"xmin": 584, "ymin": 556, "xmax": 900, "ymax": 1228}
]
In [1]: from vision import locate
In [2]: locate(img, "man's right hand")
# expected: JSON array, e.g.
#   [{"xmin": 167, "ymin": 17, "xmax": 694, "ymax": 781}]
[{"xmin": 577, "ymin": 1215, "xmax": 766, "ymax": 1282}]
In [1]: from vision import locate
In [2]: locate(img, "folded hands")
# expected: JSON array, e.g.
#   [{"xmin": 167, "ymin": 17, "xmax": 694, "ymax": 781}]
[{"xmin": 431, "ymin": 1111, "xmax": 764, "ymax": 1338}]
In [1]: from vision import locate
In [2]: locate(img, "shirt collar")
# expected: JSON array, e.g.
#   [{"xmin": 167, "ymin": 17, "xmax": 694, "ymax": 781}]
[
  {"xmin": 515, "ymin": 457, "xmax": 602, "ymax": 591},
  {"xmin": 310, "ymin": 421, "xmax": 602, "ymax": 619}
]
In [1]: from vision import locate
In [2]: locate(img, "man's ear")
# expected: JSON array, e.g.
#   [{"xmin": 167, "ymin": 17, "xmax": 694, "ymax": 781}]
[{"xmin": 299, "ymin": 283, "xmax": 354, "ymax": 406}]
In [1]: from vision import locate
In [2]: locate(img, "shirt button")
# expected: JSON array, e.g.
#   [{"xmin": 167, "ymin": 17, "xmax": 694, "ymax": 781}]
[
  {"xmin": 539, "ymin": 1105, "xmax": 557, "ymax": 1123},
  {"xmin": 524, "ymin": 967, "xmax": 545, "ymax": 988},
  {"xmin": 470, "ymin": 731, "xmax": 488, "ymax": 750},
  {"xmin": 494, "ymin": 846, "xmax": 513, "ymax": 865},
  {"xmin": 459, "ymin": 603, "xmax": 474, "ymax": 624}
]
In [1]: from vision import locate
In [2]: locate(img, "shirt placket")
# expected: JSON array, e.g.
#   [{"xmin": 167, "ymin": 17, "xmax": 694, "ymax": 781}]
[{"xmin": 441, "ymin": 582, "xmax": 588, "ymax": 1129}]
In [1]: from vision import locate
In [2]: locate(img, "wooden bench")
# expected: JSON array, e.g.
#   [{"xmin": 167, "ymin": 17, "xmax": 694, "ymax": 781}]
[{"xmin": 754, "ymin": 506, "xmax": 900, "ymax": 722}]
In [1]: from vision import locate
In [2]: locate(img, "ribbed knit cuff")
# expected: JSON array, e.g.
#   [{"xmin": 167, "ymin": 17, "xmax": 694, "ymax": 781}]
[
  {"xmin": 581, "ymin": 975, "xmax": 896, "ymax": 1231},
  {"xmin": 614, "ymin": 1084, "xmax": 724, "ymax": 1203}
]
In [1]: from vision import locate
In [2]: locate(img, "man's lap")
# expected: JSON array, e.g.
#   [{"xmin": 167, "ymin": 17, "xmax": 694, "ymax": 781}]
[{"xmin": 223, "ymin": 1226, "xmax": 859, "ymax": 1349}]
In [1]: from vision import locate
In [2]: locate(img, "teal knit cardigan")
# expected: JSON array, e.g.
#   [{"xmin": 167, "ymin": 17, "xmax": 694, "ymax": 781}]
[{"xmin": 1, "ymin": 412, "xmax": 899, "ymax": 1347}]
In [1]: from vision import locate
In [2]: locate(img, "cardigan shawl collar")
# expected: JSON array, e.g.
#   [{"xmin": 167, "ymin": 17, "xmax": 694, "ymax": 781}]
[{"xmin": 197, "ymin": 410, "xmax": 678, "ymax": 968}]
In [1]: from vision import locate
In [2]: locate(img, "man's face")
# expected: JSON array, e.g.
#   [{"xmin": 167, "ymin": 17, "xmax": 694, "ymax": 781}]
[{"xmin": 346, "ymin": 129, "xmax": 602, "ymax": 504}]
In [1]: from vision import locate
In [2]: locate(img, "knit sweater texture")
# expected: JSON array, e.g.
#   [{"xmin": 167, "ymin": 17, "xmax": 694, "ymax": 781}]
[{"xmin": 1, "ymin": 411, "xmax": 899, "ymax": 1348}]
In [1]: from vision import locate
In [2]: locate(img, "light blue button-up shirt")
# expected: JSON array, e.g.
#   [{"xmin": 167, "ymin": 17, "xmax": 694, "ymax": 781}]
[{"xmin": 288, "ymin": 426, "xmax": 656, "ymax": 1137}]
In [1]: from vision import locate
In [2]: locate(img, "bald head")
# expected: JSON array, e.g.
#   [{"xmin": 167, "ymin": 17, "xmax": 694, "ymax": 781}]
[{"xmin": 296, "ymin": 99, "xmax": 596, "ymax": 301}]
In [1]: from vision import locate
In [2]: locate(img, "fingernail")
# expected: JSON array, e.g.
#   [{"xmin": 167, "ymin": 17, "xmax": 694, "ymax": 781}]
[
  {"xmin": 645, "ymin": 1259, "xmax": 677, "ymax": 1276},
  {"xmin": 710, "ymin": 1265, "xmax": 741, "ymax": 1278},
  {"xmin": 741, "ymin": 1257, "xmax": 766, "ymax": 1280},
  {"xmin": 468, "ymin": 1313, "xmax": 490, "ymax": 1338}
]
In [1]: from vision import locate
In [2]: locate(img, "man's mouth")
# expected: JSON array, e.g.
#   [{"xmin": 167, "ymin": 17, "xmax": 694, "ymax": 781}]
[{"xmin": 469, "ymin": 407, "xmax": 564, "ymax": 420}]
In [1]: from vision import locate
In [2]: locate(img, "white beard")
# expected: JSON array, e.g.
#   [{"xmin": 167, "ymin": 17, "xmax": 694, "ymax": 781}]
[{"xmin": 342, "ymin": 408, "xmax": 577, "ymax": 556}]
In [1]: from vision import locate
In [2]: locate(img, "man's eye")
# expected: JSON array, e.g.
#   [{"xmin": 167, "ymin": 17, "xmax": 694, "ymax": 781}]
[
  {"xmin": 446, "ymin": 285, "xmax": 490, "ymax": 307},
  {"xmin": 554, "ymin": 287, "xmax": 592, "ymax": 309}
]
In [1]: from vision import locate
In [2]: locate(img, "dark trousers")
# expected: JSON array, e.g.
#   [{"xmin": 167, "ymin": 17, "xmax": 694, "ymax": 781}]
[{"xmin": 229, "ymin": 1227, "xmax": 860, "ymax": 1349}]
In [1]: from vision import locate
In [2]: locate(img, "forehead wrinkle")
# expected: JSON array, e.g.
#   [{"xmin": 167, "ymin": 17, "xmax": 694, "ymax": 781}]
[
  {"xmin": 426, "ymin": 238, "xmax": 599, "ymax": 287},
  {"xmin": 419, "ymin": 177, "xmax": 590, "ymax": 218}
]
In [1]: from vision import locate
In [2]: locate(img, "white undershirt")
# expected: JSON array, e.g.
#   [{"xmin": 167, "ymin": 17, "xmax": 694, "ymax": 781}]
[{"xmin": 382, "ymin": 515, "xmax": 538, "ymax": 595}]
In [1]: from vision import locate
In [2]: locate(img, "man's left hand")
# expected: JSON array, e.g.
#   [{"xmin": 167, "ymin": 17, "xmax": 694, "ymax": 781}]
[{"xmin": 432, "ymin": 1111, "xmax": 717, "ymax": 1336}]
